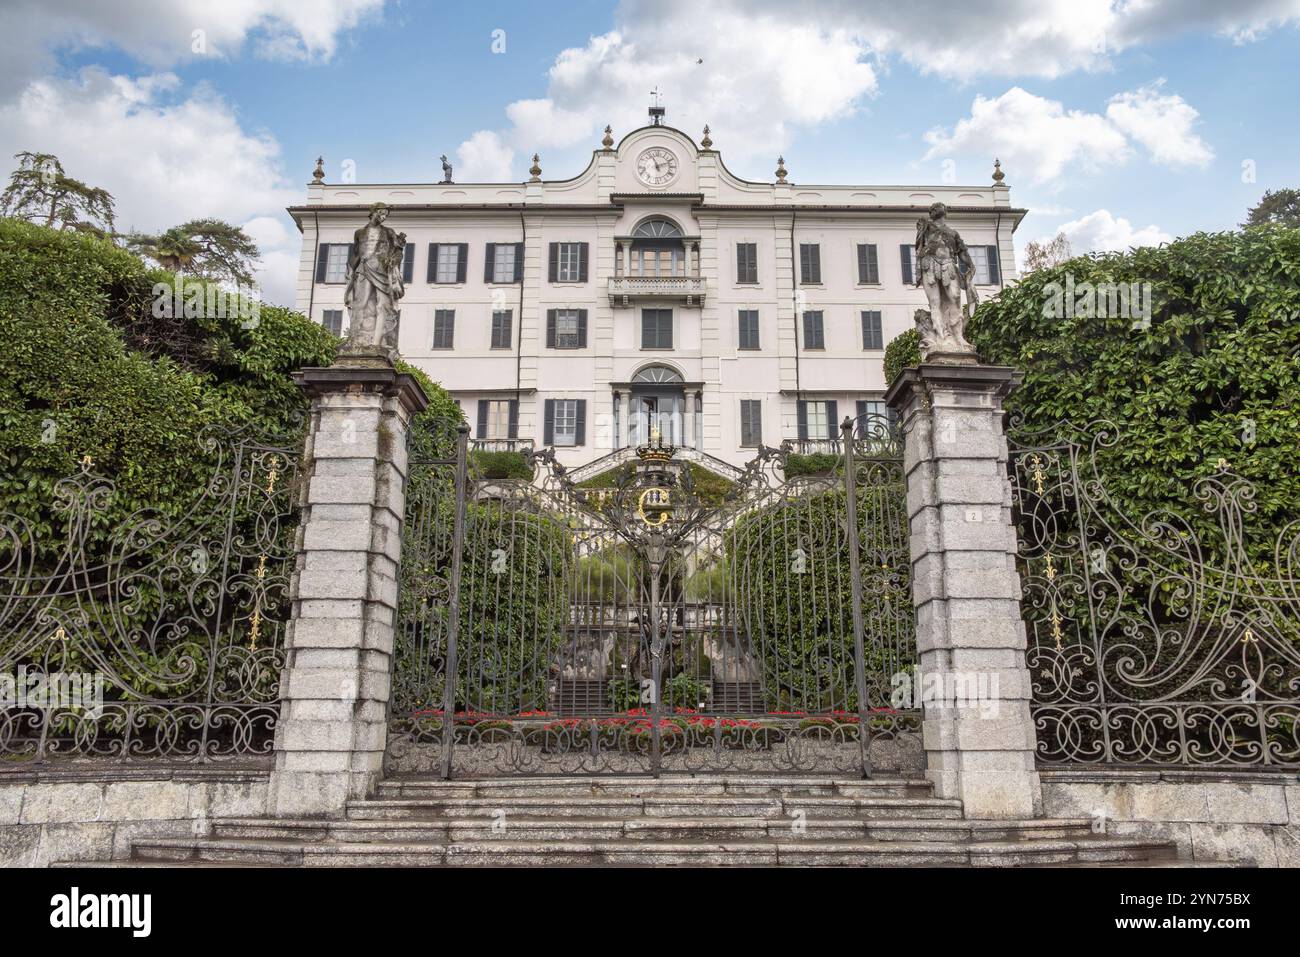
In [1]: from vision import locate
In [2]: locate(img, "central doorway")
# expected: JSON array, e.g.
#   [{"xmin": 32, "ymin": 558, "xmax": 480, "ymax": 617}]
[{"xmin": 630, "ymin": 365, "xmax": 686, "ymax": 447}]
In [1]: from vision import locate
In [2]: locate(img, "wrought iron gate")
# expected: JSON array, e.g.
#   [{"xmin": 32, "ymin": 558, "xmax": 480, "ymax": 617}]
[{"xmin": 387, "ymin": 413, "xmax": 920, "ymax": 777}]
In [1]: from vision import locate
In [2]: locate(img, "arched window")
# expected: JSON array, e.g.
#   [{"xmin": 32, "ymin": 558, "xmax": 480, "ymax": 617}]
[
  {"xmin": 632, "ymin": 218, "xmax": 683, "ymax": 239},
  {"xmin": 630, "ymin": 218, "xmax": 685, "ymax": 278},
  {"xmin": 632, "ymin": 365, "xmax": 684, "ymax": 384}
]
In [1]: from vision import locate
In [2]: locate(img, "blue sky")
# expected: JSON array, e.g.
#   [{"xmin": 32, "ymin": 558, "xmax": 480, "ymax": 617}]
[{"xmin": 1, "ymin": 0, "xmax": 1297, "ymax": 304}]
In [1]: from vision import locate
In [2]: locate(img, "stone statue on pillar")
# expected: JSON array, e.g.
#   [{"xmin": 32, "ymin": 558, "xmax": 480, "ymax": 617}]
[
  {"xmin": 342, "ymin": 203, "xmax": 405, "ymax": 362},
  {"xmin": 913, "ymin": 201, "xmax": 979, "ymax": 361}
]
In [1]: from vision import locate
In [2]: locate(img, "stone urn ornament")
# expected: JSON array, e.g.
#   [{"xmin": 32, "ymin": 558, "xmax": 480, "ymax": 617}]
[{"xmin": 912, "ymin": 201, "xmax": 980, "ymax": 363}]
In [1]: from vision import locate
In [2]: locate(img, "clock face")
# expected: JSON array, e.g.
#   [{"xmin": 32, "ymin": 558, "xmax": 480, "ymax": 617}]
[{"xmin": 635, "ymin": 147, "xmax": 679, "ymax": 187}]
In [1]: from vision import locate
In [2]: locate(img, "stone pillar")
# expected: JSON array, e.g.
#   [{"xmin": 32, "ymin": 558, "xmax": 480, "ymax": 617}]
[
  {"xmin": 268, "ymin": 360, "xmax": 429, "ymax": 817},
  {"xmin": 621, "ymin": 392, "xmax": 632, "ymax": 448},
  {"xmin": 884, "ymin": 363, "xmax": 1042, "ymax": 819}
]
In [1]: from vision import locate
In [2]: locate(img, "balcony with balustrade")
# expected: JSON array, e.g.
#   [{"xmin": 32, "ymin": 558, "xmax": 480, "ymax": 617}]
[{"xmin": 608, "ymin": 217, "xmax": 706, "ymax": 307}]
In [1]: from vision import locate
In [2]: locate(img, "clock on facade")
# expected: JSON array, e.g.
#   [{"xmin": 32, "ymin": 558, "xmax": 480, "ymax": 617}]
[{"xmin": 635, "ymin": 147, "xmax": 679, "ymax": 187}]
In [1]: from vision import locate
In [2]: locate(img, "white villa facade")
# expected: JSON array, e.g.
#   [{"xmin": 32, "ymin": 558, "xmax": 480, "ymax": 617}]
[{"xmin": 289, "ymin": 106, "xmax": 1025, "ymax": 472}]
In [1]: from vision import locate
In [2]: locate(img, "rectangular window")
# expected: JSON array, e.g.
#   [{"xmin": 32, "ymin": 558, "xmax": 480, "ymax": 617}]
[
  {"xmin": 736, "ymin": 242, "xmax": 758, "ymax": 283},
  {"xmin": 478, "ymin": 399, "xmax": 517, "ymax": 440},
  {"xmin": 861, "ymin": 310, "xmax": 883, "ymax": 350},
  {"xmin": 321, "ymin": 309, "xmax": 344, "ymax": 336},
  {"xmin": 323, "ymin": 244, "xmax": 349, "ymax": 283},
  {"xmin": 856, "ymin": 243, "xmax": 879, "ymax": 284},
  {"xmin": 555, "ymin": 309, "xmax": 581, "ymax": 349},
  {"xmin": 740, "ymin": 399, "xmax": 762, "ymax": 447},
  {"xmin": 630, "ymin": 247, "xmax": 683, "ymax": 277},
  {"xmin": 966, "ymin": 245, "xmax": 1001, "ymax": 285},
  {"xmin": 490, "ymin": 310, "xmax": 513, "ymax": 349},
  {"xmin": 799, "ymin": 243, "xmax": 821, "ymax": 284},
  {"xmin": 434, "ymin": 244, "xmax": 461, "ymax": 283},
  {"xmin": 641, "ymin": 309, "xmax": 673, "ymax": 349},
  {"xmin": 900, "ymin": 244, "xmax": 915, "ymax": 285},
  {"xmin": 856, "ymin": 399, "xmax": 886, "ymax": 438},
  {"xmin": 431, "ymin": 309, "xmax": 455, "ymax": 349},
  {"xmin": 798, "ymin": 400, "xmax": 835, "ymax": 441},
  {"xmin": 737, "ymin": 309, "xmax": 760, "ymax": 350},
  {"xmin": 556, "ymin": 243, "xmax": 585, "ymax": 282},
  {"xmin": 553, "ymin": 399, "xmax": 578, "ymax": 446},
  {"xmin": 490, "ymin": 243, "xmax": 517, "ymax": 283},
  {"xmin": 802, "ymin": 310, "xmax": 825, "ymax": 350}
]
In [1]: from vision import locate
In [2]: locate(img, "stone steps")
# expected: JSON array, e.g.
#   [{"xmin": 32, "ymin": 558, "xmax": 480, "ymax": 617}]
[
  {"xmin": 347, "ymin": 794, "xmax": 967, "ymax": 821},
  {"xmin": 374, "ymin": 774, "xmax": 933, "ymax": 800},
  {"xmin": 57, "ymin": 775, "xmax": 1196, "ymax": 867},
  {"xmin": 124, "ymin": 835, "xmax": 1178, "ymax": 867},
  {"xmin": 212, "ymin": 815, "xmax": 1095, "ymax": 844}
]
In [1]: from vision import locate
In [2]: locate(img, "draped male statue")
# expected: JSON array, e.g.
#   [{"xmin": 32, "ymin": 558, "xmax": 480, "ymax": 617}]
[
  {"xmin": 912, "ymin": 201, "xmax": 979, "ymax": 360},
  {"xmin": 342, "ymin": 203, "xmax": 405, "ymax": 360}
]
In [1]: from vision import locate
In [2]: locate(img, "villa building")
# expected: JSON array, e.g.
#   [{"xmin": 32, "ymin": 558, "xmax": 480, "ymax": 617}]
[{"xmin": 288, "ymin": 102, "xmax": 1025, "ymax": 472}]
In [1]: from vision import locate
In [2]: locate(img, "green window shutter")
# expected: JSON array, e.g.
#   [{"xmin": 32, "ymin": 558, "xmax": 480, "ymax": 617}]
[
  {"xmin": 513, "ymin": 242, "xmax": 524, "ymax": 281},
  {"xmin": 900, "ymin": 245, "xmax": 913, "ymax": 285},
  {"xmin": 456, "ymin": 243, "xmax": 468, "ymax": 283},
  {"xmin": 547, "ymin": 243, "xmax": 558, "ymax": 283},
  {"xmin": 545, "ymin": 309, "xmax": 557, "ymax": 348},
  {"xmin": 427, "ymin": 243, "xmax": 438, "ymax": 283},
  {"xmin": 543, "ymin": 399, "xmax": 555, "ymax": 445},
  {"xmin": 476, "ymin": 400, "xmax": 488, "ymax": 439},
  {"xmin": 575, "ymin": 400, "xmax": 587, "ymax": 446},
  {"xmin": 577, "ymin": 309, "xmax": 588, "ymax": 348},
  {"xmin": 484, "ymin": 243, "xmax": 496, "ymax": 283}
]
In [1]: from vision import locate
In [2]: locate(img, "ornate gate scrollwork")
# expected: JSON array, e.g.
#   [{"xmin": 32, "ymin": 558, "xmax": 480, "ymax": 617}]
[{"xmin": 388, "ymin": 412, "xmax": 920, "ymax": 778}]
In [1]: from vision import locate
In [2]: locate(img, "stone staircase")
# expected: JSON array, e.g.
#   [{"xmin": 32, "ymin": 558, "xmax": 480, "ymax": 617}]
[{"xmin": 64, "ymin": 775, "xmax": 1204, "ymax": 867}]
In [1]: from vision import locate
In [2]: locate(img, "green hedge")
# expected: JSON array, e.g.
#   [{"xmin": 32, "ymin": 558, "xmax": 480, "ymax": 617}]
[
  {"xmin": 884, "ymin": 329, "xmax": 921, "ymax": 386},
  {"xmin": 783, "ymin": 452, "xmax": 840, "ymax": 478},
  {"xmin": 725, "ymin": 487, "xmax": 902, "ymax": 712},
  {"xmin": 969, "ymin": 225, "xmax": 1300, "ymax": 570}
]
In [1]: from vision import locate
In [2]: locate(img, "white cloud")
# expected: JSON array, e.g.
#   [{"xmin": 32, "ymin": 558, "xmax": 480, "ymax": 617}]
[
  {"xmin": 456, "ymin": 130, "xmax": 515, "ymax": 183},
  {"xmin": 1105, "ymin": 81, "xmax": 1213, "ymax": 168},
  {"xmin": 496, "ymin": 14, "xmax": 879, "ymax": 162},
  {"xmin": 1056, "ymin": 208, "xmax": 1173, "ymax": 252},
  {"xmin": 923, "ymin": 87, "xmax": 1130, "ymax": 184},
  {"xmin": 924, "ymin": 84, "xmax": 1213, "ymax": 185},
  {"xmin": 0, "ymin": 68, "xmax": 301, "ymax": 303},
  {"xmin": 0, "ymin": 0, "xmax": 385, "ymax": 96}
]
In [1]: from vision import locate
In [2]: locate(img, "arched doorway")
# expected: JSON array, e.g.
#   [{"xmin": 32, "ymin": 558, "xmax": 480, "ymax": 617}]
[{"xmin": 630, "ymin": 365, "xmax": 686, "ymax": 446}]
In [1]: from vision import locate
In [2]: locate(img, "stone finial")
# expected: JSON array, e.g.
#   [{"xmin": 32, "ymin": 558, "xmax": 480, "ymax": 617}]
[
  {"xmin": 775, "ymin": 156, "xmax": 788, "ymax": 183},
  {"xmin": 311, "ymin": 156, "xmax": 325, "ymax": 184},
  {"xmin": 602, "ymin": 125, "xmax": 614, "ymax": 148},
  {"xmin": 701, "ymin": 125, "xmax": 713, "ymax": 150},
  {"xmin": 992, "ymin": 158, "xmax": 1006, "ymax": 185},
  {"xmin": 529, "ymin": 153, "xmax": 542, "ymax": 182}
]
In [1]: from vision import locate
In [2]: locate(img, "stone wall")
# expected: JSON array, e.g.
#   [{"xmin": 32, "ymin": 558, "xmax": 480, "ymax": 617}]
[
  {"xmin": 1040, "ymin": 769, "xmax": 1300, "ymax": 866},
  {"xmin": 0, "ymin": 765, "xmax": 269, "ymax": 867}
]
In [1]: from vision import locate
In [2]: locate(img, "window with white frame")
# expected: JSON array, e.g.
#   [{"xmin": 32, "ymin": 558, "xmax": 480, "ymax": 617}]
[
  {"xmin": 803, "ymin": 401, "xmax": 833, "ymax": 440},
  {"xmin": 552, "ymin": 399, "xmax": 578, "ymax": 446},
  {"xmin": 966, "ymin": 245, "xmax": 1000, "ymax": 285},
  {"xmin": 492, "ymin": 244, "xmax": 516, "ymax": 283},
  {"xmin": 324, "ymin": 245, "xmax": 349, "ymax": 283},
  {"xmin": 557, "ymin": 243, "xmax": 582, "ymax": 281},
  {"xmin": 483, "ymin": 400, "xmax": 514, "ymax": 439},
  {"xmin": 435, "ymin": 244, "xmax": 461, "ymax": 283},
  {"xmin": 555, "ymin": 309, "xmax": 581, "ymax": 349},
  {"xmin": 322, "ymin": 309, "xmax": 344, "ymax": 336}
]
